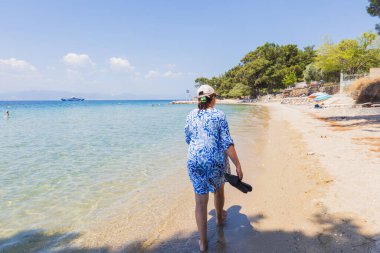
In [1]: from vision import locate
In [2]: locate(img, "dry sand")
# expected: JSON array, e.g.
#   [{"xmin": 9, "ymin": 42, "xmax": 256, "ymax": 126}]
[{"xmin": 68, "ymin": 103, "xmax": 380, "ymax": 253}]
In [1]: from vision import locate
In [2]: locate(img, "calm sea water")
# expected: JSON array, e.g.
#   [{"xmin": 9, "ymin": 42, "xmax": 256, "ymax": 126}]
[{"xmin": 0, "ymin": 100, "xmax": 262, "ymax": 250}]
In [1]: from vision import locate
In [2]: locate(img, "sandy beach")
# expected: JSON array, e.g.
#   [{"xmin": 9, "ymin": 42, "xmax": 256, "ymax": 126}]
[{"xmin": 55, "ymin": 101, "xmax": 379, "ymax": 253}]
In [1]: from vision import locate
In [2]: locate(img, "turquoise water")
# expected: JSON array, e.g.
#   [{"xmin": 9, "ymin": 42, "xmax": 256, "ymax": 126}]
[{"xmin": 0, "ymin": 100, "xmax": 261, "ymax": 249}]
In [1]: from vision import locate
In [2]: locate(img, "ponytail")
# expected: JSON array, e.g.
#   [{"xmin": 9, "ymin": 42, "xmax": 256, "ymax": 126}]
[{"xmin": 198, "ymin": 93, "xmax": 215, "ymax": 110}]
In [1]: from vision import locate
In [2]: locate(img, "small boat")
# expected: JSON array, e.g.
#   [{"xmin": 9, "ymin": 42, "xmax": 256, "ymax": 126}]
[{"xmin": 61, "ymin": 97, "xmax": 85, "ymax": 101}]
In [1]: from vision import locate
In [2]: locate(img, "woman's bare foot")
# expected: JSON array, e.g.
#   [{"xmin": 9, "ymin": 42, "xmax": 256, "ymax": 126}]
[
  {"xmin": 216, "ymin": 210, "xmax": 227, "ymax": 226},
  {"xmin": 199, "ymin": 240, "xmax": 207, "ymax": 252}
]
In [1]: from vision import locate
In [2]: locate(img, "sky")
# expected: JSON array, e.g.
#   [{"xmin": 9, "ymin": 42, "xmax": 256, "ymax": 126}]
[{"xmin": 0, "ymin": 0, "xmax": 378, "ymax": 99}]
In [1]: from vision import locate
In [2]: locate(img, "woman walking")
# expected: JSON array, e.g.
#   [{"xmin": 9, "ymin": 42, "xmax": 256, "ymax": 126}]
[{"xmin": 185, "ymin": 85, "xmax": 243, "ymax": 252}]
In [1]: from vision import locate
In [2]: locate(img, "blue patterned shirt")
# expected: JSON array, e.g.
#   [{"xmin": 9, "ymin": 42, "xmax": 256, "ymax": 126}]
[{"xmin": 185, "ymin": 108, "xmax": 233, "ymax": 194}]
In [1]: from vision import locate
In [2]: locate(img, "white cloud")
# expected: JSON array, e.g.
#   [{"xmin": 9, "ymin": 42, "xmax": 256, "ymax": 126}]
[
  {"xmin": 145, "ymin": 70, "xmax": 161, "ymax": 78},
  {"xmin": 0, "ymin": 58, "xmax": 37, "ymax": 72},
  {"xmin": 145, "ymin": 70, "xmax": 184, "ymax": 79},
  {"xmin": 62, "ymin": 53, "xmax": 94, "ymax": 67},
  {"xmin": 109, "ymin": 57, "xmax": 135, "ymax": 71},
  {"xmin": 163, "ymin": 71, "xmax": 182, "ymax": 77}
]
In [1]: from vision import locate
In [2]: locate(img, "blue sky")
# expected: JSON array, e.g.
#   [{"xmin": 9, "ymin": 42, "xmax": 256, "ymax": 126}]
[{"xmin": 0, "ymin": 0, "xmax": 377, "ymax": 99}]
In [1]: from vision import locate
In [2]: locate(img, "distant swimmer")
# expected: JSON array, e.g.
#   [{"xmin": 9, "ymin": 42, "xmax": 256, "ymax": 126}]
[{"xmin": 3, "ymin": 110, "xmax": 9, "ymax": 120}]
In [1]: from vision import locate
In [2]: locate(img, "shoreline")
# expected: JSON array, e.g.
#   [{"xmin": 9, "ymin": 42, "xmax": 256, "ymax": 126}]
[{"xmin": 170, "ymin": 99, "xmax": 265, "ymax": 105}]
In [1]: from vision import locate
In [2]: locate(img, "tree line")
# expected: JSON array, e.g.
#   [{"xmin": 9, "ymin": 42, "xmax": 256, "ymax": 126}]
[{"xmin": 195, "ymin": 32, "xmax": 380, "ymax": 98}]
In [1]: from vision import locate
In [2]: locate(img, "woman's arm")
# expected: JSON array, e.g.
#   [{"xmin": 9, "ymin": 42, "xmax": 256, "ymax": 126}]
[{"xmin": 226, "ymin": 145, "xmax": 243, "ymax": 180}]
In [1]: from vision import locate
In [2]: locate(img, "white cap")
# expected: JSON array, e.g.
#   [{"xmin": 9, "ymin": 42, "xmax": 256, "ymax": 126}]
[{"xmin": 197, "ymin": 85, "xmax": 215, "ymax": 98}]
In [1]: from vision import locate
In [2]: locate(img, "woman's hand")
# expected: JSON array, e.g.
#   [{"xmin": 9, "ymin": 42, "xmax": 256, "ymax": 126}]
[{"xmin": 236, "ymin": 165, "xmax": 243, "ymax": 180}]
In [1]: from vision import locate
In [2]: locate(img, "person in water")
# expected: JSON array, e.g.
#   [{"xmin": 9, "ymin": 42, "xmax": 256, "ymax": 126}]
[
  {"xmin": 185, "ymin": 85, "xmax": 243, "ymax": 251},
  {"xmin": 4, "ymin": 110, "xmax": 9, "ymax": 119}
]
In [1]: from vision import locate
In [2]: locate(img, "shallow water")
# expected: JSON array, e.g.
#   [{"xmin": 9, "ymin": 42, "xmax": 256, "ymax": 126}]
[{"xmin": 0, "ymin": 100, "xmax": 265, "ymax": 250}]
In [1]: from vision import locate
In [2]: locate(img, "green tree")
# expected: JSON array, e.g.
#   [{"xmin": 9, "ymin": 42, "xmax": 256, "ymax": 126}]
[
  {"xmin": 316, "ymin": 32, "xmax": 380, "ymax": 77},
  {"xmin": 238, "ymin": 43, "xmax": 315, "ymax": 92},
  {"xmin": 367, "ymin": 0, "xmax": 380, "ymax": 34},
  {"xmin": 194, "ymin": 42, "xmax": 316, "ymax": 97},
  {"xmin": 282, "ymin": 71, "xmax": 297, "ymax": 86},
  {"xmin": 194, "ymin": 77, "xmax": 210, "ymax": 88},
  {"xmin": 303, "ymin": 63, "xmax": 322, "ymax": 83},
  {"xmin": 228, "ymin": 83, "xmax": 251, "ymax": 98}
]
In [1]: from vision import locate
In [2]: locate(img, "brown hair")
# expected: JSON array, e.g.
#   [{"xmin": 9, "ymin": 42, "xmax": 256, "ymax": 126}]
[{"xmin": 198, "ymin": 92, "xmax": 216, "ymax": 110}]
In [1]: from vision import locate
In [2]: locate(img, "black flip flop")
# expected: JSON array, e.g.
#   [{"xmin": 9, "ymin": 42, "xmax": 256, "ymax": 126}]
[{"xmin": 224, "ymin": 173, "xmax": 252, "ymax": 194}]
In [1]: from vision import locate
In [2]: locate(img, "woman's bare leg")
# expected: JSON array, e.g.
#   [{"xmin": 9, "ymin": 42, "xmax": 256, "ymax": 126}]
[
  {"xmin": 195, "ymin": 193, "xmax": 209, "ymax": 251},
  {"xmin": 214, "ymin": 183, "xmax": 226, "ymax": 225}
]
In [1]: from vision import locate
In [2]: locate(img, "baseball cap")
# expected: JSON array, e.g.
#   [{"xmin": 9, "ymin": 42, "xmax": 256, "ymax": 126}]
[{"xmin": 197, "ymin": 85, "xmax": 216, "ymax": 98}]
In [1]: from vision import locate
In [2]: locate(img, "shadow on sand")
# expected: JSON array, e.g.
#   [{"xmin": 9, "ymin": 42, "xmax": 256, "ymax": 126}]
[
  {"xmin": 320, "ymin": 114, "xmax": 380, "ymax": 129},
  {"xmin": 1, "ymin": 205, "xmax": 380, "ymax": 253}
]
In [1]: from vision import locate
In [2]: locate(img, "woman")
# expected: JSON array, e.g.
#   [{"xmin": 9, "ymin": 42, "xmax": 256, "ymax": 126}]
[{"xmin": 185, "ymin": 85, "xmax": 243, "ymax": 251}]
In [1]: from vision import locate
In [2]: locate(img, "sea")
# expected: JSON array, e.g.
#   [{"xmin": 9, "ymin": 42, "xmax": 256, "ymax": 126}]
[{"xmin": 0, "ymin": 100, "xmax": 265, "ymax": 252}]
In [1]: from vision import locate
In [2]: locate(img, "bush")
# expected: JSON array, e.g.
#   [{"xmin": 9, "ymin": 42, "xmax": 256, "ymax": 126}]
[{"xmin": 349, "ymin": 77, "xmax": 380, "ymax": 103}]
